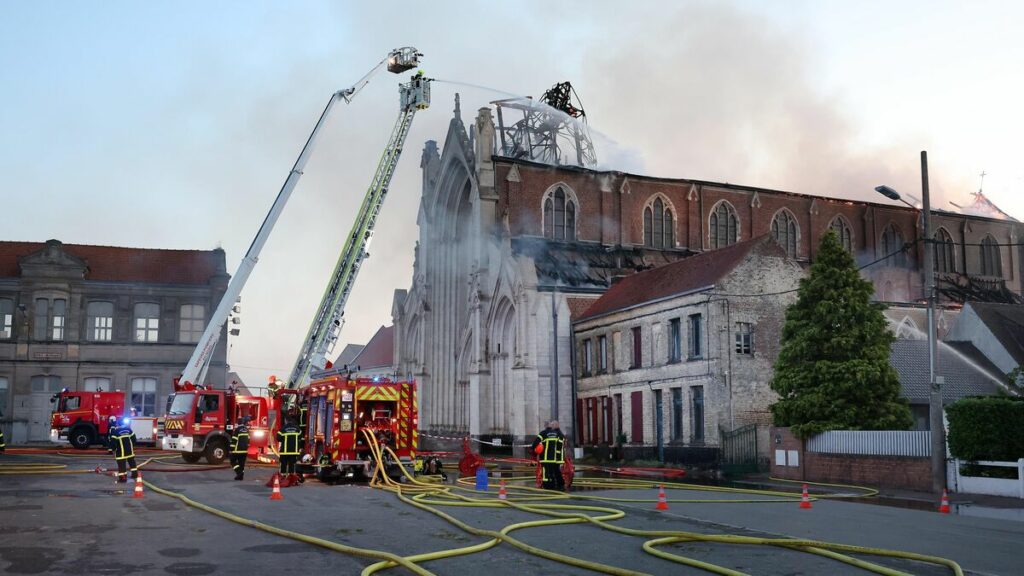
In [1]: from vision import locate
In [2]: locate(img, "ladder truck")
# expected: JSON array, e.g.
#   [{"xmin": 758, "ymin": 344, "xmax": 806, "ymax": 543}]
[
  {"xmin": 176, "ymin": 47, "xmax": 424, "ymax": 389},
  {"xmin": 285, "ymin": 71, "xmax": 431, "ymax": 388}
]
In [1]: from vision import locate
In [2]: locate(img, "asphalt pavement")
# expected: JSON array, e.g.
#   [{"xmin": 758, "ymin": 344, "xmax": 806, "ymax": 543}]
[{"xmin": 2, "ymin": 451, "xmax": 1022, "ymax": 575}]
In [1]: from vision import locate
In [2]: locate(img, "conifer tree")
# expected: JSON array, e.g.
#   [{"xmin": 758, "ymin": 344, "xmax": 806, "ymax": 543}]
[{"xmin": 770, "ymin": 230, "xmax": 912, "ymax": 438}]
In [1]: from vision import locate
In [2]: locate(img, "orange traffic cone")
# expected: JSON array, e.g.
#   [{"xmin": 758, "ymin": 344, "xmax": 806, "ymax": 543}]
[
  {"xmin": 799, "ymin": 484, "xmax": 813, "ymax": 509},
  {"xmin": 133, "ymin": 474, "xmax": 145, "ymax": 499},
  {"xmin": 270, "ymin": 473, "xmax": 283, "ymax": 500},
  {"xmin": 655, "ymin": 484, "xmax": 669, "ymax": 510},
  {"xmin": 498, "ymin": 480, "xmax": 508, "ymax": 501},
  {"xmin": 939, "ymin": 489, "xmax": 950, "ymax": 514}
]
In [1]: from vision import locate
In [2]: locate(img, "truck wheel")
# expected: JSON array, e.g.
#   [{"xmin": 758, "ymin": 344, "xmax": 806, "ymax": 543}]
[
  {"xmin": 69, "ymin": 427, "xmax": 95, "ymax": 450},
  {"xmin": 205, "ymin": 439, "xmax": 228, "ymax": 465},
  {"xmin": 181, "ymin": 453, "xmax": 202, "ymax": 464}
]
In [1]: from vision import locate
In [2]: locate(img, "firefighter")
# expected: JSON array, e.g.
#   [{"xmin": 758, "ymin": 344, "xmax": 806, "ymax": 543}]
[
  {"xmin": 106, "ymin": 415, "xmax": 118, "ymax": 454},
  {"xmin": 229, "ymin": 416, "xmax": 250, "ymax": 481},
  {"xmin": 531, "ymin": 420, "xmax": 566, "ymax": 491},
  {"xmin": 110, "ymin": 418, "xmax": 138, "ymax": 484},
  {"xmin": 0, "ymin": 409, "xmax": 6, "ymax": 453},
  {"xmin": 277, "ymin": 418, "xmax": 302, "ymax": 486}
]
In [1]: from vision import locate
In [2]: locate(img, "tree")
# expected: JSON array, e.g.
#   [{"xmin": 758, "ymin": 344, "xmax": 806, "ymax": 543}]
[
  {"xmin": 1008, "ymin": 366, "xmax": 1023, "ymax": 395},
  {"xmin": 770, "ymin": 230, "xmax": 912, "ymax": 438}
]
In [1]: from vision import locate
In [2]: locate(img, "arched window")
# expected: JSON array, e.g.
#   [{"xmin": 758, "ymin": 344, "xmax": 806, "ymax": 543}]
[
  {"xmin": 643, "ymin": 198, "xmax": 674, "ymax": 249},
  {"xmin": 709, "ymin": 202, "xmax": 738, "ymax": 248},
  {"xmin": 829, "ymin": 216, "xmax": 854, "ymax": 253},
  {"xmin": 771, "ymin": 210, "xmax": 798, "ymax": 258},
  {"xmin": 543, "ymin": 187, "xmax": 576, "ymax": 241},
  {"xmin": 980, "ymin": 235, "xmax": 1002, "ymax": 277},
  {"xmin": 933, "ymin": 228, "xmax": 956, "ymax": 273},
  {"xmin": 881, "ymin": 224, "xmax": 907, "ymax": 267}
]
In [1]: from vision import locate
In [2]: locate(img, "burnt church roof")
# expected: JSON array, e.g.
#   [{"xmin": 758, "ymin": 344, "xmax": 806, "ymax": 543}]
[{"xmin": 511, "ymin": 237, "xmax": 694, "ymax": 294}]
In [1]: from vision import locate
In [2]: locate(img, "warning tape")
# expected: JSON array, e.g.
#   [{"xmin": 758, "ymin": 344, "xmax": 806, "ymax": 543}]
[{"xmin": 419, "ymin": 432, "xmax": 530, "ymax": 448}]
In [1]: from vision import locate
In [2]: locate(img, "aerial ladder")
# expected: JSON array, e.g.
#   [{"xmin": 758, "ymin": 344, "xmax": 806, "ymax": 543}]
[
  {"xmin": 178, "ymin": 47, "xmax": 424, "ymax": 388},
  {"xmin": 287, "ymin": 71, "xmax": 432, "ymax": 388}
]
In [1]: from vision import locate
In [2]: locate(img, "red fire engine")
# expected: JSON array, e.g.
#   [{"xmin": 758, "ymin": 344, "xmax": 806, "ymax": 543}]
[
  {"xmin": 49, "ymin": 389, "xmax": 157, "ymax": 449},
  {"xmin": 162, "ymin": 380, "xmax": 300, "ymax": 464},
  {"xmin": 297, "ymin": 373, "xmax": 418, "ymax": 482}
]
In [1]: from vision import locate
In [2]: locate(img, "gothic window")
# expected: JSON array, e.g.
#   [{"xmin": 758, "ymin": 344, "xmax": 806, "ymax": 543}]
[
  {"xmin": 881, "ymin": 224, "xmax": 907, "ymax": 267},
  {"xmin": 709, "ymin": 201, "xmax": 738, "ymax": 248},
  {"xmin": 980, "ymin": 235, "xmax": 1002, "ymax": 277},
  {"xmin": 771, "ymin": 210, "xmax": 798, "ymax": 258},
  {"xmin": 829, "ymin": 216, "xmax": 854, "ymax": 253},
  {"xmin": 933, "ymin": 228, "xmax": 956, "ymax": 273},
  {"xmin": 543, "ymin": 187, "xmax": 576, "ymax": 241},
  {"xmin": 644, "ymin": 198, "xmax": 675, "ymax": 249}
]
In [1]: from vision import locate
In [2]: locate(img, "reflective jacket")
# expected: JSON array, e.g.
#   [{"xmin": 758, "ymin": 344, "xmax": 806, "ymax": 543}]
[
  {"xmin": 230, "ymin": 424, "xmax": 250, "ymax": 454},
  {"xmin": 532, "ymin": 428, "xmax": 565, "ymax": 464},
  {"xmin": 110, "ymin": 426, "xmax": 137, "ymax": 460},
  {"xmin": 277, "ymin": 423, "xmax": 301, "ymax": 456}
]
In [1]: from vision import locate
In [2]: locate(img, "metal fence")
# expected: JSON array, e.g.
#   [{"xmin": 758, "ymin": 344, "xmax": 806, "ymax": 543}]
[{"xmin": 807, "ymin": 430, "xmax": 931, "ymax": 457}]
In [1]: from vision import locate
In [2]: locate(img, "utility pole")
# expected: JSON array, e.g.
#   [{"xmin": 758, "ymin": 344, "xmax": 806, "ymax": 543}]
[{"xmin": 922, "ymin": 151, "xmax": 945, "ymax": 496}]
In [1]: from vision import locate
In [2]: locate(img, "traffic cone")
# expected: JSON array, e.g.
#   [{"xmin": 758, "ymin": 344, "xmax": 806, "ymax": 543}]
[
  {"xmin": 270, "ymin": 473, "xmax": 283, "ymax": 500},
  {"xmin": 133, "ymin": 474, "xmax": 145, "ymax": 499},
  {"xmin": 655, "ymin": 484, "xmax": 669, "ymax": 511},
  {"xmin": 939, "ymin": 489, "xmax": 950, "ymax": 514},
  {"xmin": 498, "ymin": 479, "xmax": 508, "ymax": 501},
  {"xmin": 799, "ymin": 484, "xmax": 813, "ymax": 509}
]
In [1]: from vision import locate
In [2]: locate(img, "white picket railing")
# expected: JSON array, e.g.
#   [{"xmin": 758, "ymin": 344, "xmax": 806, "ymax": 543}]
[{"xmin": 807, "ymin": 430, "xmax": 931, "ymax": 457}]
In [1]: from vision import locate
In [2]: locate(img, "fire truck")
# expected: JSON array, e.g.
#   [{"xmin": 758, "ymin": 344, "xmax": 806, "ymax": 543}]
[
  {"xmin": 297, "ymin": 372, "xmax": 418, "ymax": 482},
  {"xmin": 49, "ymin": 389, "xmax": 156, "ymax": 449},
  {"xmin": 162, "ymin": 381, "xmax": 301, "ymax": 463}
]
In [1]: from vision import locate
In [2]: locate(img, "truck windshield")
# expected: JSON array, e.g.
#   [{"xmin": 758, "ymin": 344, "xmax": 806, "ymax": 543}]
[
  {"xmin": 61, "ymin": 396, "xmax": 80, "ymax": 411},
  {"xmin": 167, "ymin": 393, "xmax": 196, "ymax": 416}
]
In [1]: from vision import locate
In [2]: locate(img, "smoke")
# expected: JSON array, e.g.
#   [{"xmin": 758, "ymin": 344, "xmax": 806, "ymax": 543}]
[{"xmin": 579, "ymin": 3, "xmax": 971, "ymax": 207}]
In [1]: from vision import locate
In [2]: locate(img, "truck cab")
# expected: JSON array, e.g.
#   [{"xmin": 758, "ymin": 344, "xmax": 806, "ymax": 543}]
[
  {"xmin": 49, "ymin": 389, "xmax": 159, "ymax": 449},
  {"xmin": 163, "ymin": 388, "xmax": 274, "ymax": 464}
]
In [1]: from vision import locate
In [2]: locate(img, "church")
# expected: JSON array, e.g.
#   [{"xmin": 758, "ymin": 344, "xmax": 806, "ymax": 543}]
[{"xmin": 392, "ymin": 95, "xmax": 1022, "ymax": 453}]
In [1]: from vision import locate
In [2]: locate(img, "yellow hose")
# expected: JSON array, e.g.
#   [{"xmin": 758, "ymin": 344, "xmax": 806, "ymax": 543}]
[{"xmin": 1, "ymin": 438, "xmax": 966, "ymax": 576}]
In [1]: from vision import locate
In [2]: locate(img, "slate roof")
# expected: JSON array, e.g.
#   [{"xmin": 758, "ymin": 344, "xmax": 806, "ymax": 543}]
[
  {"xmin": 0, "ymin": 240, "xmax": 224, "ymax": 285},
  {"xmin": 511, "ymin": 237, "xmax": 694, "ymax": 293},
  {"xmin": 334, "ymin": 344, "xmax": 366, "ymax": 368},
  {"xmin": 352, "ymin": 326, "xmax": 395, "ymax": 370},
  {"xmin": 576, "ymin": 235, "xmax": 777, "ymax": 322},
  {"xmin": 890, "ymin": 339, "xmax": 1004, "ymax": 404},
  {"xmin": 965, "ymin": 302, "xmax": 1024, "ymax": 366}
]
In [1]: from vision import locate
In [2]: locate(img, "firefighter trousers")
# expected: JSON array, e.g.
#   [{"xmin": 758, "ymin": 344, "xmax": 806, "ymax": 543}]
[
  {"xmin": 116, "ymin": 457, "xmax": 138, "ymax": 482},
  {"xmin": 280, "ymin": 455, "xmax": 297, "ymax": 475},
  {"xmin": 230, "ymin": 454, "xmax": 247, "ymax": 479},
  {"xmin": 541, "ymin": 462, "xmax": 564, "ymax": 491}
]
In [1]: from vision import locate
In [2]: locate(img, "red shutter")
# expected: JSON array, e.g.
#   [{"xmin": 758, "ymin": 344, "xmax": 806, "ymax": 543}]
[{"xmin": 630, "ymin": 391, "xmax": 643, "ymax": 443}]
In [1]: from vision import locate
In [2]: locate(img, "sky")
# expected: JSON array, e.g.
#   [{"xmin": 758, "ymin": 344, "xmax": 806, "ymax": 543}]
[{"xmin": 2, "ymin": 1, "xmax": 1022, "ymax": 388}]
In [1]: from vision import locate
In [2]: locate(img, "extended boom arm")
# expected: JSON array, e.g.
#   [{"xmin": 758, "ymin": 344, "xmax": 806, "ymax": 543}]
[
  {"xmin": 287, "ymin": 73, "xmax": 432, "ymax": 388},
  {"xmin": 179, "ymin": 47, "xmax": 423, "ymax": 387}
]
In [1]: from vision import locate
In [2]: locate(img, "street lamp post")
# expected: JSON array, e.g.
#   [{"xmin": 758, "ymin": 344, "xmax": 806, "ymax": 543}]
[{"xmin": 875, "ymin": 150, "xmax": 945, "ymax": 497}]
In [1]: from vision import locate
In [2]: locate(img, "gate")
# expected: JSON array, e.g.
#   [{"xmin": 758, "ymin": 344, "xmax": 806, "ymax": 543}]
[{"xmin": 720, "ymin": 424, "xmax": 760, "ymax": 475}]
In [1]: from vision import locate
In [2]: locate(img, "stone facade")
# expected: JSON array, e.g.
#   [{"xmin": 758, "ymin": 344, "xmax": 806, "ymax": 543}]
[
  {"xmin": 573, "ymin": 236, "xmax": 802, "ymax": 457},
  {"xmin": 0, "ymin": 240, "xmax": 229, "ymax": 443}
]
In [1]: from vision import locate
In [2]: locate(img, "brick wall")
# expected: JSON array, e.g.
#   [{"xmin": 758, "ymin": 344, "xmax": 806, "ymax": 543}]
[{"xmin": 770, "ymin": 427, "xmax": 931, "ymax": 492}]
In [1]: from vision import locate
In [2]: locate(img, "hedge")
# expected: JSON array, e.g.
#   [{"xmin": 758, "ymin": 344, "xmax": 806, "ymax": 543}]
[{"xmin": 946, "ymin": 397, "xmax": 1024, "ymax": 461}]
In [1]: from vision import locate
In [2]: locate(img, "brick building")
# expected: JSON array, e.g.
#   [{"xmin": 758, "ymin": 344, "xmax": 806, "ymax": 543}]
[
  {"xmin": 0, "ymin": 239, "xmax": 229, "ymax": 443},
  {"xmin": 394, "ymin": 97, "xmax": 1022, "ymax": 452}
]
